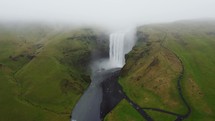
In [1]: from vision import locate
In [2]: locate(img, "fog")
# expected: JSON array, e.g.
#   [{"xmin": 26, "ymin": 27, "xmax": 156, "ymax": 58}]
[{"xmin": 1, "ymin": 0, "xmax": 215, "ymax": 30}]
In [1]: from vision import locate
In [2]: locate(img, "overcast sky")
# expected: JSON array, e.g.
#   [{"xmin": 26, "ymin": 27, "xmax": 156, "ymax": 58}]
[{"xmin": 1, "ymin": 0, "xmax": 215, "ymax": 29}]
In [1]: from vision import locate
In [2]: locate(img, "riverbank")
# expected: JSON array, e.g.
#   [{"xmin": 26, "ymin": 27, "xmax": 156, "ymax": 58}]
[
  {"xmin": 100, "ymin": 69, "xmax": 123, "ymax": 119},
  {"xmin": 104, "ymin": 20, "xmax": 215, "ymax": 121},
  {"xmin": 71, "ymin": 68, "xmax": 121, "ymax": 121}
]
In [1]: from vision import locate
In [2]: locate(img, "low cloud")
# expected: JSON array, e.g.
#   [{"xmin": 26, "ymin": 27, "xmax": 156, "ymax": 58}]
[{"xmin": 1, "ymin": 0, "xmax": 215, "ymax": 29}]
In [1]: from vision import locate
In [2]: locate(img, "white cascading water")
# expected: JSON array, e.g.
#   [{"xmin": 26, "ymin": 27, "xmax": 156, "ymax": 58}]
[
  {"xmin": 71, "ymin": 30, "xmax": 135, "ymax": 121},
  {"xmin": 109, "ymin": 32, "xmax": 125, "ymax": 67}
]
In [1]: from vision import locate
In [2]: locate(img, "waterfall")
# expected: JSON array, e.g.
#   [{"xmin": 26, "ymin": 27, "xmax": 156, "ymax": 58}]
[{"xmin": 109, "ymin": 32, "xmax": 125, "ymax": 67}]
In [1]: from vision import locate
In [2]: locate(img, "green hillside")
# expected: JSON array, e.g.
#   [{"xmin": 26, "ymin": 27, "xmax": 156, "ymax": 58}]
[
  {"xmin": 0, "ymin": 24, "xmax": 107, "ymax": 121},
  {"xmin": 105, "ymin": 20, "xmax": 215, "ymax": 121},
  {"xmin": 1, "ymin": 21, "xmax": 215, "ymax": 121},
  {"xmin": 104, "ymin": 99, "xmax": 146, "ymax": 121}
]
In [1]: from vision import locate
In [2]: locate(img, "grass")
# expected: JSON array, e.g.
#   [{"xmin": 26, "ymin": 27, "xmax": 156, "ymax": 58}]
[
  {"xmin": 163, "ymin": 22, "xmax": 215, "ymax": 120},
  {"xmin": 104, "ymin": 99, "xmax": 146, "ymax": 121},
  {"xmin": 145, "ymin": 110, "xmax": 177, "ymax": 121},
  {"xmin": 0, "ymin": 70, "xmax": 69, "ymax": 121},
  {"xmin": 105, "ymin": 20, "xmax": 215, "ymax": 120},
  {"xmin": 0, "ymin": 38, "xmax": 70, "ymax": 121},
  {"xmin": 14, "ymin": 33, "xmax": 95, "ymax": 113},
  {"xmin": 0, "ymin": 25, "xmax": 107, "ymax": 121},
  {"xmin": 121, "ymin": 28, "xmax": 186, "ymax": 111}
]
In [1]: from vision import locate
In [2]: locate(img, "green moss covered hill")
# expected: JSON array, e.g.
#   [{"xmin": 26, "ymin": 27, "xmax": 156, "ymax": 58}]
[
  {"xmin": 105, "ymin": 20, "xmax": 215, "ymax": 121},
  {"xmin": 1, "ymin": 20, "xmax": 215, "ymax": 121},
  {"xmin": 0, "ymin": 23, "xmax": 108, "ymax": 121}
]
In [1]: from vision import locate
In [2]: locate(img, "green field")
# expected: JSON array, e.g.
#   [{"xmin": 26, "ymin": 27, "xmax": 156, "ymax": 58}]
[
  {"xmin": 0, "ymin": 24, "xmax": 107, "ymax": 121},
  {"xmin": 105, "ymin": 20, "xmax": 215, "ymax": 121},
  {"xmin": 1, "ymin": 21, "xmax": 215, "ymax": 121},
  {"xmin": 105, "ymin": 99, "xmax": 146, "ymax": 121}
]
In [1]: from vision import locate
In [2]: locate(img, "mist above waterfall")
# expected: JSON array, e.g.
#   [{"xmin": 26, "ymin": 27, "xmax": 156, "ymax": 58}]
[{"xmin": 90, "ymin": 28, "xmax": 136, "ymax": 73}]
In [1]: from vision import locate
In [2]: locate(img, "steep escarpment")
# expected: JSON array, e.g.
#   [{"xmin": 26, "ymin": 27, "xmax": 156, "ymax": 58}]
[
  {"xmin": 110, "ymin": 26, "xmax": 184, "ymax": 121},
  {"xmin": 105, "ymin": 20, "xmax": 215, "ymax": 121}
]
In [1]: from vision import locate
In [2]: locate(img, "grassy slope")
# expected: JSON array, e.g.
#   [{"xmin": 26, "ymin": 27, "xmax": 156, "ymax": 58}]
[
  {"xmin": 0, "ymin": 70, "xmax": 68, "ymax": 121},
  {"xmin": 163, "ymin": 21, "xmax": 215, "ymax": 121},
  {"xmin": 0, "ymin": 25, "xmax": 104, "ymax": 121},
  {"xmin": 105, "ymin": 20, "xmax": 215, "ymax": 121},
  {"xmin": 104, "ymin": 99, "xmax": 146, "ymax": 121},
  {"xmin": 0, "ymin": 25, "xmax": 69, "ymax": 121}
]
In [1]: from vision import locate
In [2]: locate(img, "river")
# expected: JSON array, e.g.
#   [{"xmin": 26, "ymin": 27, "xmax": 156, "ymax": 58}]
[
  {"xmin": 71, "ymin": 31, "xmax": 134, "ymax": 121},
  {"xmin": 71, "ymin": 59, "xmax": 120, "ymax": 121}
]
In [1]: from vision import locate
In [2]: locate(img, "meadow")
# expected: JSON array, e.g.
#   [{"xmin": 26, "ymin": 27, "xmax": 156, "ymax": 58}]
[
  {"xmin": 105, "ymin": 20, "xmax": 215, "ymax": 121},
  {"xmin": 0, "ymin": 24, "xmax": 107, "ymax": 121}
]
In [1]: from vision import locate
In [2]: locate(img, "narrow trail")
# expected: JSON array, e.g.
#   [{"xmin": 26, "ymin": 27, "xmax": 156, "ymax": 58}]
[
  {"xmin": 141, "ymin": 108, "xmax": 182, "ymax": 116},
  {"xmin": 122, "ymin": 90, "xmax": 154, "ymax": 121},
  {"xmin": 117, "ymin": 80, "xmax": 154, "ymax": 121},
  {"xmin": 161, "ymin": 33, "xmax": 191, "ymax": 119},
  {"xmin": 112, "ymin": 33, "xmax": 191, "ymax": 121},
  {"xmin": 100, "ymin": 70, "xmax": 154, "ymax": 121},
  {"xmin": 135, "ymin": 33, "xmax": 191, "ymax": 121},
  {"xmin": 161, "ymin": 33, "xmax": 192, "ymax": 118}
]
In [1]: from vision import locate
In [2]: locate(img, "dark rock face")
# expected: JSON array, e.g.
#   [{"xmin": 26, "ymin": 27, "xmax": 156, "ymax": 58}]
[
  {"xmin": 9, "ymin": 53, "xmax": 36, "ymax": 61},
  {"xmin": 100, "ymin": 70, "xmax": 124, "ymax": 120},
  {"xmin": 91, "ymin": 33, "xmax": 109, "ymax": 61},
  {"xmin": 0, "ymin": 63, "xmax": 3, "ymax": 68},
  {"xmin": 136, "ymin": 30, "xmax": 149, "ymax": 42}
]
